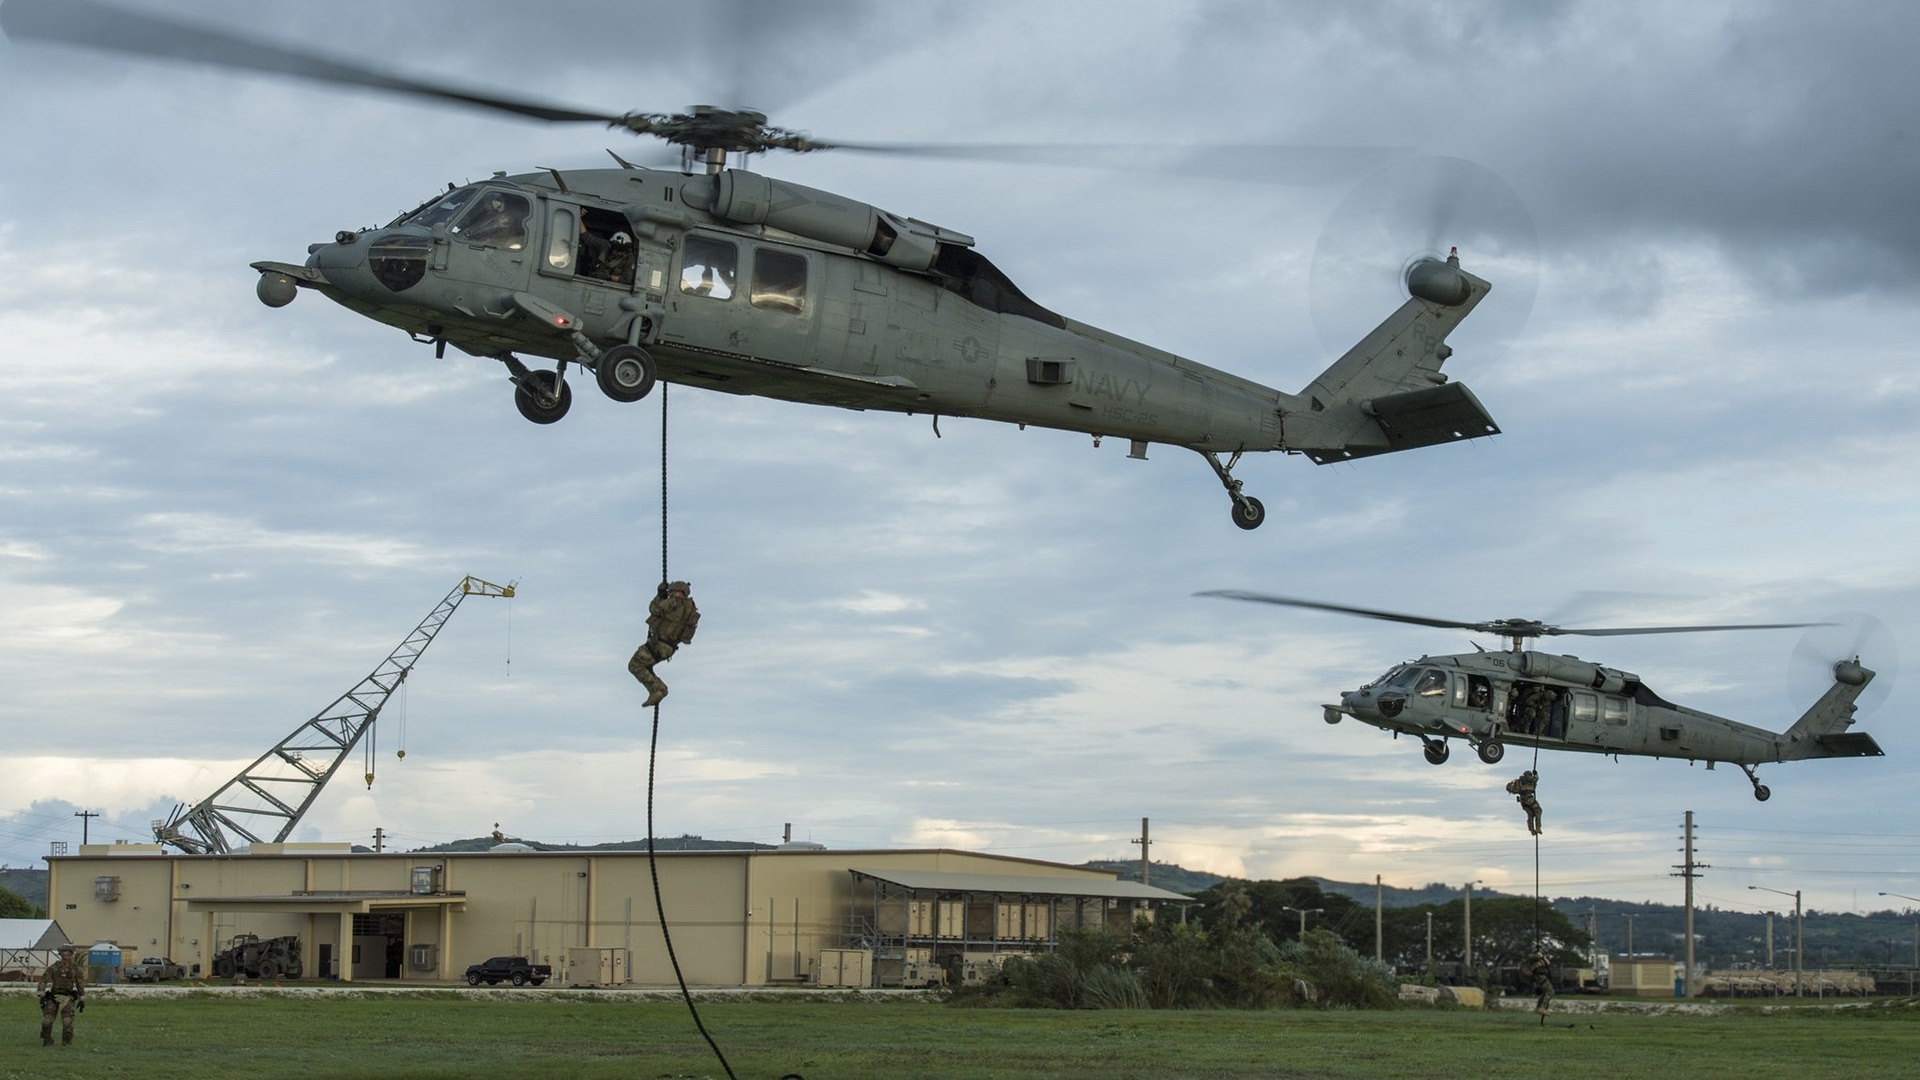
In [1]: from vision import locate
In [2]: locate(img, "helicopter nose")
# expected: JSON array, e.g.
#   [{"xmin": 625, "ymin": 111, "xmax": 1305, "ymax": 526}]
[{"xmin": 309, "ymin": 235, "xmax": 376, "ymax": 294}]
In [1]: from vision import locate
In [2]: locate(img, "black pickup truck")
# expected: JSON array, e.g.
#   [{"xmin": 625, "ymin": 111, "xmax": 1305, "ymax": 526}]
[{"xmin": 464, "ymin": 956, "xmax": 551, "ymax": 986}]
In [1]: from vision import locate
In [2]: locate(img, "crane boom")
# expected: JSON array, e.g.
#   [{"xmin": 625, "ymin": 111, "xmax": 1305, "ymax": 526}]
[{"xmin": 153, "ymin": 575, "xmax": 515, "ymax": 854}]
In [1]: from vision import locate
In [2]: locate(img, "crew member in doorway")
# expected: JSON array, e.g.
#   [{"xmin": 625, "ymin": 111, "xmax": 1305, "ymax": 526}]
[
  {"xmin": 38, "ymin": 943, "xmax": 86, "ymax": 1047},
  {"xmin": 1506, "ymin": 769, "xmax": 1543, "ymax": 835},
  {"xmin": 629, "ymin": 581, "xmax": 700, "ymax": 707}
]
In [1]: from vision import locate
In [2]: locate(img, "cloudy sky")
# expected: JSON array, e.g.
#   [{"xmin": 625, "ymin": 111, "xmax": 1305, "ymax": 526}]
[{"xmin": 3, "ymin": 0, "xmax": 1917, "ymax": 919}]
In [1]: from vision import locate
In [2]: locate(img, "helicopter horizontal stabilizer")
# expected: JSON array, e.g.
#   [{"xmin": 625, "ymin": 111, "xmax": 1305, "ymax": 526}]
[
  {"xmin": 1812, "ymin": 731, "xmax": 1884, "ymax": 757},
  {"xmin": 1299, "ymin": 381, "xmax": 1498, "ymax": 463}
]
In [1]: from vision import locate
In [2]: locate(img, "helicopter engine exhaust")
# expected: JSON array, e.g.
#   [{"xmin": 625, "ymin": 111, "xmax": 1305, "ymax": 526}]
[{"xmin": 1405, "ymin": 257, "xmax": 1473, "ymax": 306}]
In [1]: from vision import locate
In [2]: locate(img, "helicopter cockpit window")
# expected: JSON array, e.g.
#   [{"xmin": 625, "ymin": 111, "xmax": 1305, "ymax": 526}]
[
  {"xmin": 1413, "ymin": 669, "xmax": 1448, "ymax": 697},
  {"xmin": 1383, "ymin": 666, "xmax": 1422, "ymax": 690},
  {"xmin": 680, "ymin": 235, "xmax": 737, "ymax": 300},
  {"xmin": 751, "ymin": 249, "xmax": 808, "ymax": 314},
  {"xmin": 403, "ymin": 188, "xmax": 477, "ymax": 230},
  {"xmin": 451, "ymin": 191, "xmax": 531, "ymax": 250}
]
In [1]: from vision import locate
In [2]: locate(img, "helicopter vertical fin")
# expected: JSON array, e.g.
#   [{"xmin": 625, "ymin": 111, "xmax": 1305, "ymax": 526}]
[
  {"xmin": 1286, "ymin": 256, "xmax": 1497, "ymax": 463},
  {"xmin": 1781, "ymin": 661, "xmax": 1883, "ymax": 759}
]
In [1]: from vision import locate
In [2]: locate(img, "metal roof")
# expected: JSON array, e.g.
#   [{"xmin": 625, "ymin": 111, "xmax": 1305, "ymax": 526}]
[{"xmin": 851, "ymin": 868, "xmax": 1191, "ymax": 902}]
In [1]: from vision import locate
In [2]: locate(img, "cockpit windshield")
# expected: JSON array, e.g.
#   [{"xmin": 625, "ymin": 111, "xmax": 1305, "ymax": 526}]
[{"xmin": 400, "ymin": 188, "xmax": 478, "ymax": 230}]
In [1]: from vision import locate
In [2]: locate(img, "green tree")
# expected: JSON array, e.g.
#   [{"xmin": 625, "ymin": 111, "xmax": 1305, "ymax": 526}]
[{"xmin": 0, "ymin": 885, "xmax": 38, "ymax": 919}]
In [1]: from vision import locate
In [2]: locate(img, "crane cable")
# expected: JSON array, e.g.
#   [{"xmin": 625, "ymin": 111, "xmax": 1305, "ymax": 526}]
[{"xmin": 640, "ymin": 384, "xmax": 796, "ymax": 1080}]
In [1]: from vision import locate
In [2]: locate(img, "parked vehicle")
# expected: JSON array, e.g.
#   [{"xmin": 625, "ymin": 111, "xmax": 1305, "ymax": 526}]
[
  {"xmin": 211, "ymin": 934, "xmax": 303, "ymax": 980},
  {"xmin": 465, "ymin": 956, "xmax": 551, "ymax": 987},
  {"xmin": 124, "ymin": 957, "xmax": 187, "ymax": 982}
]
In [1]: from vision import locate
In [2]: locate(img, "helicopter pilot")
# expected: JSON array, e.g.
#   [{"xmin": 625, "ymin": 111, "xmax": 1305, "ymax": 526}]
[{"xmin": 460, "ymin": 193, "xmax": 529, "ymax": 249}]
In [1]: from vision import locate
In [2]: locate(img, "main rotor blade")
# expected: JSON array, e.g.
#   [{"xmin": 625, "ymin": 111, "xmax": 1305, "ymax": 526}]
[
  {"xmin": 1198, "ymin": 590, "xmax": 1828, "ymax": 641},
  {"xmin": 1554, "ymin": 622, "xmax": 1828, "ymax": 637},
  {"xmin": 1, "ymin": 0, "xmax": 627, "ymax": 125},
  {"xmin": 1195, "ymin": 591, "xmax": 1486, "ymax": 632},
  {"xmin": 823, "ymin": 141, "xmax": 1409, "ymax": 186}
]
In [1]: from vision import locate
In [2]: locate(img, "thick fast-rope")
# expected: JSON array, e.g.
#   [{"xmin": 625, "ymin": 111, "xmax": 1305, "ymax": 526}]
[
  {"xmin": 641, "ymin": 383, "xmax": 740, "ymax": 1079},
  {"xmin": 1531, "ymin": 743, "xmax": 1542, "ymax": 951}
]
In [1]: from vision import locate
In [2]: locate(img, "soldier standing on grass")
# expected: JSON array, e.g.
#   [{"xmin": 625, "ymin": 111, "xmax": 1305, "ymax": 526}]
[
  {"xmin": 37, "ymin": 943, "xmax": 86, "ymax": 1047},
  {"xmin": 1520, "ymin": 952, "xmax": 1554, "ymax": 1026}
]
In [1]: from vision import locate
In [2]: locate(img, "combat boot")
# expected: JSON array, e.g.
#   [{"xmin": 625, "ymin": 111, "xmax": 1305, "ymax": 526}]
[{"xmin": 643, "ymin": 687, "xmax": 667, "ymax": 707}]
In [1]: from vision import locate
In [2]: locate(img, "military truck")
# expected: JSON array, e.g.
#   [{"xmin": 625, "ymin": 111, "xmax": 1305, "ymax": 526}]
[
  {"xmin": 211, "ymin": 934, "xmax": 303, "ymax": 980},
  {"xmin": 464, "ymin": 956, "xmax": 551, "ymax": 986}
]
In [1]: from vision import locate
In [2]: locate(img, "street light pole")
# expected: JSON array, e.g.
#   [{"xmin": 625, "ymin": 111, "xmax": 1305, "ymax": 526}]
[
  {"xmin": 1281, "ymin": 905, "xmax": 1324, "ymax": 939},
  {"xmin": 1751, "ymin": 885, "xmax": 1803, "ymax": 997},
  {"xmin": 1877, "ymin": 892, "xmax": 1920, "ymax": 987}
]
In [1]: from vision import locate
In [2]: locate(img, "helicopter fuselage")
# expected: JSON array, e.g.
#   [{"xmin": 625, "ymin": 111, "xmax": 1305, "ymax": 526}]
[
  {"xmin": 1324, "ymin": 649, "xmax": 1880, "ymax": 799},
  {"xmin": 253, "ymin": 165, "xmax": 1501, "ymax": 529}
]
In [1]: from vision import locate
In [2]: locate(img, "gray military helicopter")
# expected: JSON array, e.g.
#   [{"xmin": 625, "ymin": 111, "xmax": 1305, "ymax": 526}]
[
  {"xmin": 1198, "ymin": 592, "xmax": 1886, "ymax": 800},
  {"xmin": 3, "ymin": 0, "xmax": 1514, "ymax": 530}
]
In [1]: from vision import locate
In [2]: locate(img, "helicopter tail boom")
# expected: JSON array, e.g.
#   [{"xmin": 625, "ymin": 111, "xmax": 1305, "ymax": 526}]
[
  {"xmin": 1780, "ymin": 660, "xmax": 1884, "ymax": 759},
  {"xmin": 1285, "ymin": 254, "xmax": 1498, "ymax": 463}
]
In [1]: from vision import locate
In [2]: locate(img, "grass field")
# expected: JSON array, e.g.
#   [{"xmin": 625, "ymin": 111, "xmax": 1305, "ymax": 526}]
[{"xmin": 4, "ymin": 990, "xmax": 1918, "ymax": 1080}]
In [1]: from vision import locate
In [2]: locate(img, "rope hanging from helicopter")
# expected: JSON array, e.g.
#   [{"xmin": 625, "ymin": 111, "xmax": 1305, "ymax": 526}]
[
  {"xmin": 639, "ymin": 385, "xmax": 788, "ymax": 1080},
  {"xmin": 1531, "ymin": 742, "xmax": 1542, "ymax": 953}
]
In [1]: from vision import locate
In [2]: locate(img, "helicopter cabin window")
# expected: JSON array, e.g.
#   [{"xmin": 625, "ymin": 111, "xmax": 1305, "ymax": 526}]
[
  {"xmin": 680, "ymin": 235, "xmax": 738, "ymax": 300},
  {"xmin": 451, "ymin": 190, "xmax": 531, "ymax": 250},
  {"xmin": 751, "ymin": 248, "xmax": 808, "ymax": 314},
  {"xmin": 547, "ymin": 208, "xmax": 577, "ymax": 271},
  {"xmin": 1603, "ymin": 696, "xmax": 1629, "ymax": 726},
  {"xmin": 1413, "ymin": 669, "xmax": 1448, "ymax": 698},
  {"xmin": 1570, "ymin": 692, "xmax": 1598, "ymax": 724}
]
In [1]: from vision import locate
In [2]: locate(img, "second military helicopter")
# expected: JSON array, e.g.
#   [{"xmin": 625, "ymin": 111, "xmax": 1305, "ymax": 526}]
[{"xmin": 1199, "ymin": 592, "xmax": 1884, "ymax": 800}]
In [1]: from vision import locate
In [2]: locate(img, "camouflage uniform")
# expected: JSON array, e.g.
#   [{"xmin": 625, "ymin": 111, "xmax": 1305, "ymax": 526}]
[
  {"xmin": 37, "ymin": 946, "xmax": 86, "ymax": 1047},
  {"xmin": 1520, "ymin": 952, "xmax": 1554, "ymax": 1023},
  {"xmin": 1505, "ymin": 770, "xmax": 1543, "ymax": 835},
  {"xmin": 628, "ymin": 581, "xmax": 700, "ymax": 707}
]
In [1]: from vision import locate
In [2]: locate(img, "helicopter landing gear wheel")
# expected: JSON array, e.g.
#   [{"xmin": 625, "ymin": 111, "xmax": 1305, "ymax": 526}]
[
  {"xmin": 1742, "ymin": 764, "xmax": 1771, "ymax": 801},
  {"xmin": 1231, "ymin": 496, "xmax": 1266, "ymax": 531},
  {"xmin": 1476, "ymin": 739, "xmax": 1505, "ymax": 765},
  {"xmin": 594, "ymin": 343, "xmax": 656, "ymax": 403},
  {"xmin": 514, "ymin": 370, "xmax": 572, "ymax": 424},
  {"xmin": 1422, "ymin": 738, "xmax": 1451, "ymax": 766}
]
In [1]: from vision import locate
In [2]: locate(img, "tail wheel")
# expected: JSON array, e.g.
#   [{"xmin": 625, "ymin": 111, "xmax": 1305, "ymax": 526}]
[
  {"xmin": 594, "ymin": 343, "xmax": 657, "ymax": 403},
  {"xmin": 1231, "ymin": 496, "xmax": 1266, "ymax": 531},
  {"xmin": 1754, "ymin": 784, "xmax": 1771, "ymax": 802}
]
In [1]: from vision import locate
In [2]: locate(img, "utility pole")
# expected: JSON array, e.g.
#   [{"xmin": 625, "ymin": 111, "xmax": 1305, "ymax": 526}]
[
  {"xmin": 1132, "ymin": 818, "xmax": 1150, "ymax": 886},
  {"xmin": 372, "ymin": 827, "xmax": 385, "ymax": 853},
  {"xmin": 1672, "ymin": 811, "xmax": 1708, "ymax": 998},
  {"xmin": 1624, "ymin": 913, "xmax": 1635, "ymax": 959},
  {"xmin": 1374, "ymin": 875, "xmax": 1383, "ymax": 964},
  {"xmin": 1464, "ymin": 882, "xmax": 1475, "ymax": 974},
  {"xmin": 1425, "ymin": 911, "xmax": 1433, "ymax": 975},
  {"xmin": 74, "ymin": 809, "xmax": 100, "ymax": 846}
]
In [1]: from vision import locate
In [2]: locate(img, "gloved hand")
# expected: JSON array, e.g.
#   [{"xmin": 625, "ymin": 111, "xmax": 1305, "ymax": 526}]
[{"xmin": 75, "ymin": 997, "xmax": 86, "ymax": 1013}]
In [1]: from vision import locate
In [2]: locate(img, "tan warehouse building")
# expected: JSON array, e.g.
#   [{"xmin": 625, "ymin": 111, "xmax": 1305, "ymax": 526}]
[{"xmin": 47, "ymin": 843, "xmax": 1189, "ymax": 988}]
